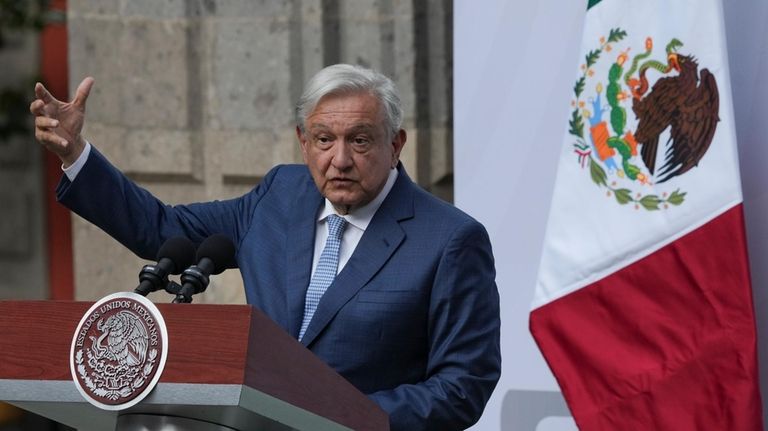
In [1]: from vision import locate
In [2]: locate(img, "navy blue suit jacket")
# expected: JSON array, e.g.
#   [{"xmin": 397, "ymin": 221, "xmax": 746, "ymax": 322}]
[{"xmin": 57, "ymin": 148, "xmax": 501, "ymax": 430}]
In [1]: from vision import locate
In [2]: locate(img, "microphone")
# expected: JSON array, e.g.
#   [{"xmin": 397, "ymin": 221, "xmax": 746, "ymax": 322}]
[
  {"xmin": 135, "ymin": 237, "xmax": 196, "ymax": 296},
  {"xmin": 173, "ymin": 234, "xmax": 236, "ymax": 303}
]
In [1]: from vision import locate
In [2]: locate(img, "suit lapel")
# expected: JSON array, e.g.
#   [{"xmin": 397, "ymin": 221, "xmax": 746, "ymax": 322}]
[
  {"xmin": 285, "ymin": 183, "xmax": 323, "ymax": 339},
  {"xmin": 300, "ymin": 167, "xmax": 416, "ymax": 347}
]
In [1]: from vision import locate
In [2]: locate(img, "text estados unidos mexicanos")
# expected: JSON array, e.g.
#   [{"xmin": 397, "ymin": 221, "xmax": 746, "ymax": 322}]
[{"xmin": 76, "ymin": 300, "xmax": 159, "ymax": 347}]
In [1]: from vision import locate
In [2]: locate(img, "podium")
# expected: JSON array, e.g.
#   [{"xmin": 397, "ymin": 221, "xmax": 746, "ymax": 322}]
[{"xmin": 0, "ymin": 300, "xmax": 388, "ymax": 430}]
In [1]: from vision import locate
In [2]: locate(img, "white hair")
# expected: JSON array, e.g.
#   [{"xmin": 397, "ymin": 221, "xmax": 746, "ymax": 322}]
[{"xmin": 295, "ymin": 64, "xmax": 403, "ymax": 136}]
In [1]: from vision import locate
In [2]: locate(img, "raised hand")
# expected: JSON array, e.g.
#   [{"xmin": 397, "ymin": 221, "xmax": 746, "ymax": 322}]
[{"xmin": 29, "ymin": 77, "xmax": 94, "ymax": 167}]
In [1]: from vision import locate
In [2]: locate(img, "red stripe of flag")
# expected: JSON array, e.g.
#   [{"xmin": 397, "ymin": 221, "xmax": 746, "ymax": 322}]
[{"xmin": 531, "ymin": 205, "xmax": 762, "ymax": 430}]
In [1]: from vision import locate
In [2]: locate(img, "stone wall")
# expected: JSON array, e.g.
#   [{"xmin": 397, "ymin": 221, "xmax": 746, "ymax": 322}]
[{"xmin": 67, "ymin": 0, "xmax": 453, "ymax": 302}]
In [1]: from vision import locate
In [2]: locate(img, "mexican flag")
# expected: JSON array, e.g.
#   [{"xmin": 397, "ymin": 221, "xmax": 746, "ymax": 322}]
[{"xmin": 530, "ymin": 0, "xmax": 763, "ymax": 429}]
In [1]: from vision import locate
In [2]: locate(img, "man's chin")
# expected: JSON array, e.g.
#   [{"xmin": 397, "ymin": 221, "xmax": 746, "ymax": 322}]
[
  {"xmin": 325, "ymin": 193, "xmax": 365, "ymax": 213},
  {"xmin": 327, "ymin": 197, "xmax": 359, "ymax": 207}
]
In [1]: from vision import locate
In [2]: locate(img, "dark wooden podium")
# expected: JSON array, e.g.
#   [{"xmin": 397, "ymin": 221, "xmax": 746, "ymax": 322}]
[{"xmin": 0, "ymin": 300, "xmax": 388, "ymax": 430}]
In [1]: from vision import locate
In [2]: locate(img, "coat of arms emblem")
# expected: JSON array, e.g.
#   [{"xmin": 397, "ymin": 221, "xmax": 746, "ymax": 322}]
[
  {"xmin": 69, "ymin": 292, "xmax": 168, "ymax": 410},
  {"xmin": 569, "ymin": 28, "xmax": 719, "ymax": 210}
]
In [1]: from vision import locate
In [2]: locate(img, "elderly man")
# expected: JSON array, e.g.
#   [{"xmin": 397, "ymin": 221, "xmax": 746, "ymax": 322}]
[{"xmin": 30, "ymin": 64, "xmax": 501, "ymax": 430}]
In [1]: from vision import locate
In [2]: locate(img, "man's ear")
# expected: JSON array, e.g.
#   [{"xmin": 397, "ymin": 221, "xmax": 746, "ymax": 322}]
[{"xmin": 391, "ymin": 129, "xmax": 407, "ymax": 168}]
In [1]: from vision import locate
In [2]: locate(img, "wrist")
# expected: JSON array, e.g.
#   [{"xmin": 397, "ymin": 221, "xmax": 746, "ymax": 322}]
[{"xmin": 61, "ymin": 136, "xmax": 86, "ymax": 168}]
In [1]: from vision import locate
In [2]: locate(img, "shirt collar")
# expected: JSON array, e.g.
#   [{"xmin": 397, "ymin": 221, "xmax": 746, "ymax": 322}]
[{"xmin": 317, "ymin": 167, "xmax": 399, "ymax": 231}]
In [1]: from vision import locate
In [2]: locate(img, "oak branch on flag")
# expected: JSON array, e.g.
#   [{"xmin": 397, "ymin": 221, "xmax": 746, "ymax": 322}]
[{"xmin": 531, "ymin": 0, "xmax": 763, "ymax": 429}]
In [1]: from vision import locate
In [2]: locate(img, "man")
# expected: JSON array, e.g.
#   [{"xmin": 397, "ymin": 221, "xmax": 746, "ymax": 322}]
[{"xmin": 30, "ymin": 64, "xmax": 501, "ymax": 430}]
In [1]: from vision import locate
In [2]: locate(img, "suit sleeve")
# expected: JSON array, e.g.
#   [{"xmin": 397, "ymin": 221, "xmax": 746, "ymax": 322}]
[
  {"xmin": 55, "ymin": 146, "xmax": 276, "ymax": 260},
  {"xmin": 368, "ymin": 220, "xmax": 501, "ymax": 431}
]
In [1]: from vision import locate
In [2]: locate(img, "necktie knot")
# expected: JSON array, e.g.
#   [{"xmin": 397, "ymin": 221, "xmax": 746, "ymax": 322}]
[{"xmin": 326, "ymin": 214, "xmax": 347, "ymax": 240}]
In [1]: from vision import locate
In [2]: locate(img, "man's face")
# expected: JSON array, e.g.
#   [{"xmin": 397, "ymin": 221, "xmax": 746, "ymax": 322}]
[{"xmin": 298, "ymin": 91, "xmax": 406, "ymax": 214}]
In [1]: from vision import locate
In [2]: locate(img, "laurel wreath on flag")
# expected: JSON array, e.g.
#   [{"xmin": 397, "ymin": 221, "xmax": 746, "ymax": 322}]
[{"xmin": 569, "ymin": 27, "xmax": 686, "ymax": 211}]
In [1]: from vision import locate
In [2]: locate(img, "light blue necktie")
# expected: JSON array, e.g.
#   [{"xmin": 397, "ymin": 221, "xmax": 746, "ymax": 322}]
[{"xmin": 299, "ymin": 214, "xmax": 347, "ymax": 341}]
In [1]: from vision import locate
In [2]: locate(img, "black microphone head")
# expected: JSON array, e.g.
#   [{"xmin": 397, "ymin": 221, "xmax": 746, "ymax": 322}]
[
  {"xmin": 195, "ymin": 234, "xmax": 236, "ymax": 275},
  {"xmin": 157, "ymin": 236, "xmax": 196, "ymax": 274}
]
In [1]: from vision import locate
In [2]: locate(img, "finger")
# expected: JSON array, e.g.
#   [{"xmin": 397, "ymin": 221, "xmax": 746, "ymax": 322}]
[
  {"xmin": 35, "ymin": 116, "xmax": 60, "ymax": 130},
  {"xmin": 30, "ymin": 99, "xmax": 47, "ymax": 115},
  {"xmin": 72, "ymin": 77, "xmax": 94, "ymax": 108},
  {"xmin": 35, "ymin": 129, "xmax": 68, "ymax": 147},
  {"xmin": 34, "ymin": 82, "xmax": 57, "ymax": 105}
]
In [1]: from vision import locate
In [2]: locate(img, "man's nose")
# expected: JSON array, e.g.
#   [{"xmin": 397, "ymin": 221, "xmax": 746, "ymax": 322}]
[{"xmin": 331, "ymin": 141, "xmax": 353, "ymax": 170}]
